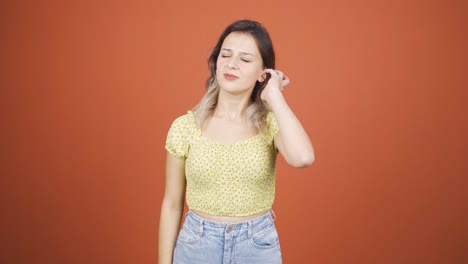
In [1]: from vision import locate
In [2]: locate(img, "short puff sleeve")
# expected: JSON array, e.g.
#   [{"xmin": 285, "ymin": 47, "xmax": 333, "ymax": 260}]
[
  {"xmin": 165, "ymin": 112, "xmax": 196, "ymax": 159},
  {"xmin": 265, "ymin": 112, "xmax": 279, "ymax": 149}
]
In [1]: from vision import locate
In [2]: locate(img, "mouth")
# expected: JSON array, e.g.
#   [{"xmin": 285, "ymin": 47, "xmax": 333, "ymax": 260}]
[{"xmin": 224, "ymin": 73, "xmax": 239, "ymax": 80}]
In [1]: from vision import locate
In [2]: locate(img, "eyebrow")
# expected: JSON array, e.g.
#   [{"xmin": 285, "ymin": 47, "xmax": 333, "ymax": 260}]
[{"xmin": 221, "ymin": 48, "xmax": 255, "ymax": 57}]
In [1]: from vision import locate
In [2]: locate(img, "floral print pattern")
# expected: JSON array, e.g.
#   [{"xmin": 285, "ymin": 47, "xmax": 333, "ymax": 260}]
[{"xmin": 165, "ymin": 111, "xmax": 279, "ymax": 216}]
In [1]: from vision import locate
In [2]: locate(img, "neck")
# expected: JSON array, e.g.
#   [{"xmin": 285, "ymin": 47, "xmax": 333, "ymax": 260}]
[{"xmin": 215, "ymin": 90, "xmax": 251, "ymax": 120}]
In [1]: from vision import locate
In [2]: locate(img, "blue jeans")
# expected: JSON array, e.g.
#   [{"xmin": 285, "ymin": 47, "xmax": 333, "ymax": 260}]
[{"xmin": 173, "ymin": 210, "xmax": 282, "ymax": 264}]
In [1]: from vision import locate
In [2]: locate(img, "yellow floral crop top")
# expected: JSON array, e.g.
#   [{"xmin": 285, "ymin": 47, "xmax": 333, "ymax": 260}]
[{"xmin": 165, "ymin": 111, "xmax": 279, "ymax": 217}]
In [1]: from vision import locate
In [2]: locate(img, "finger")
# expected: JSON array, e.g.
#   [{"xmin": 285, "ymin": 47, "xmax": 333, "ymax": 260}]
[
  {"xmin": 273, "ymin": 70, "xmax": 289, "ymax": 83},
  {"xmin": 275, "ymin": 70, "xmax": 284, "ymax": 81},
  {"xmin": 282, "ymin": 75, "xmax": 290, "ymax": 86},
  {"xmin": 264, "ymin": 68, "xmax": 278, "ymax": 78},
  {"xmin": 275, "ymin": 71, "xmax": 290, "ymax": 88}
]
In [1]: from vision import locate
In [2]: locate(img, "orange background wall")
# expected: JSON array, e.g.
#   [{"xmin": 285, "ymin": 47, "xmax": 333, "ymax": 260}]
[{"xmin": 2, "ymin": 0, "xmax": 467, "ymax": 263}]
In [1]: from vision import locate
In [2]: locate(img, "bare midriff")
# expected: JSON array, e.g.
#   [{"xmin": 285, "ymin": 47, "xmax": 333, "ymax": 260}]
[{"xmin": 191, "ymin": 209, "xmax": 270, "ymax": 223}]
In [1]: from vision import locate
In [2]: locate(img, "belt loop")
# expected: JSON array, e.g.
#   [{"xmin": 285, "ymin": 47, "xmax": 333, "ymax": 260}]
[
  {"xmin": 198, "ymin": 218, "xmax": 204, "ymax": 235},
  {"xmin": 248, "ymin": 220, "xmax": 253, "ymax": 238},
  {"xmin": 270, "ymin": 209, "xmax": 277, "ymax": 221}
]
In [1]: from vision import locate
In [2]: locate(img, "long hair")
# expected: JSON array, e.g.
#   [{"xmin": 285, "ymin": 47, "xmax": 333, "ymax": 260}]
[{"xmin": 194, "ymin": 20, "xmax": 275, "ymax": 131}]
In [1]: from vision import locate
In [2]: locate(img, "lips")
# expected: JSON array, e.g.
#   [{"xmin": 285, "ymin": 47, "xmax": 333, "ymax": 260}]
[{"xmin": 224, "ymin": 73, "xmax": 239, "ymax": 80}]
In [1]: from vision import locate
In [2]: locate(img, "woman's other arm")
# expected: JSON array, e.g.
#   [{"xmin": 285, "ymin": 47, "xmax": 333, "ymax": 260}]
[{"xmin": 158, "ymin": 153, "xmax": 186, "ymax": 264}]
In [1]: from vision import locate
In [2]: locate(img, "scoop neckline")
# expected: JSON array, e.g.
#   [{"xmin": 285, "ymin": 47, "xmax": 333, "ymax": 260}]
[
  {"xmin": 188, "ymin": 110, "xmax": 263, "ymax": 146},
  {"xmin": 199, "ymin": 133, "xmax": 263, "ymax": 146}
]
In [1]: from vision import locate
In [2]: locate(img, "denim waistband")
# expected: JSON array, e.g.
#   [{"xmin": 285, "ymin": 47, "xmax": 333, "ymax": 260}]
[
  {"xmin": 184, "ymin": 210, "xmax": 276, "ymax": 238},
  {"xmin": 187, "ymin": 210, "xmax": 276, "ymax": 226}
]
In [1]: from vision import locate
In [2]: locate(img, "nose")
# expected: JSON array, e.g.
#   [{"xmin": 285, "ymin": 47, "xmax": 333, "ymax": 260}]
[{"xmin": 226, "ymin": 56, "xmax": 238, "ymax": 69}]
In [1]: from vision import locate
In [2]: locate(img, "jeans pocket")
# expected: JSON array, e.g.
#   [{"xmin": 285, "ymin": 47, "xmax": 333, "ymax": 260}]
[
  {"xmin": 249, "ymin": 224, "xmax": 280, "ymax": 249},
  {"xmin": 177, "ymin": 224, "xmax": 201, "ymax": 245}
]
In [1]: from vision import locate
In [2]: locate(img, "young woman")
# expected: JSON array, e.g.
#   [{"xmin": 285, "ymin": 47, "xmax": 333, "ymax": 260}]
[{"xmin": 158, "ymin": 19, "xmax": 314, "ymax": 264}]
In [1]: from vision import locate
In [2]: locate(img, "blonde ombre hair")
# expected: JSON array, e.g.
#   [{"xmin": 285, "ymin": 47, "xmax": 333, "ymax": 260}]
[{"xmin": 194, "ymin": 20, "xmax": 275, "ymax": 132}]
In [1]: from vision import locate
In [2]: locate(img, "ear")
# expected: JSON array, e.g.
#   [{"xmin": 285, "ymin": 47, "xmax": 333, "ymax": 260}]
[{"xmin": 258, "ymin": 72, "xmax": 266, "ymax": 82}]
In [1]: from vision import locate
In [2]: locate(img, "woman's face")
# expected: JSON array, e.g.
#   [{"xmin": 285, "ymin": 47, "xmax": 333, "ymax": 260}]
[{"xmin": 216, "ymin": 32, "xmax": 264, "ymax": 95}]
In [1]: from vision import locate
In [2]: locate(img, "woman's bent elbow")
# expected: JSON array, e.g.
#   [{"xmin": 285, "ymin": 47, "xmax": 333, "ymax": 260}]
[
  {"xmin": 299, "ymin": 155, "xmax": 315, "ymax": 168},
  {"xmin": 288, "ymin": 153, "xmax": 315, "ymax": 168}
]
